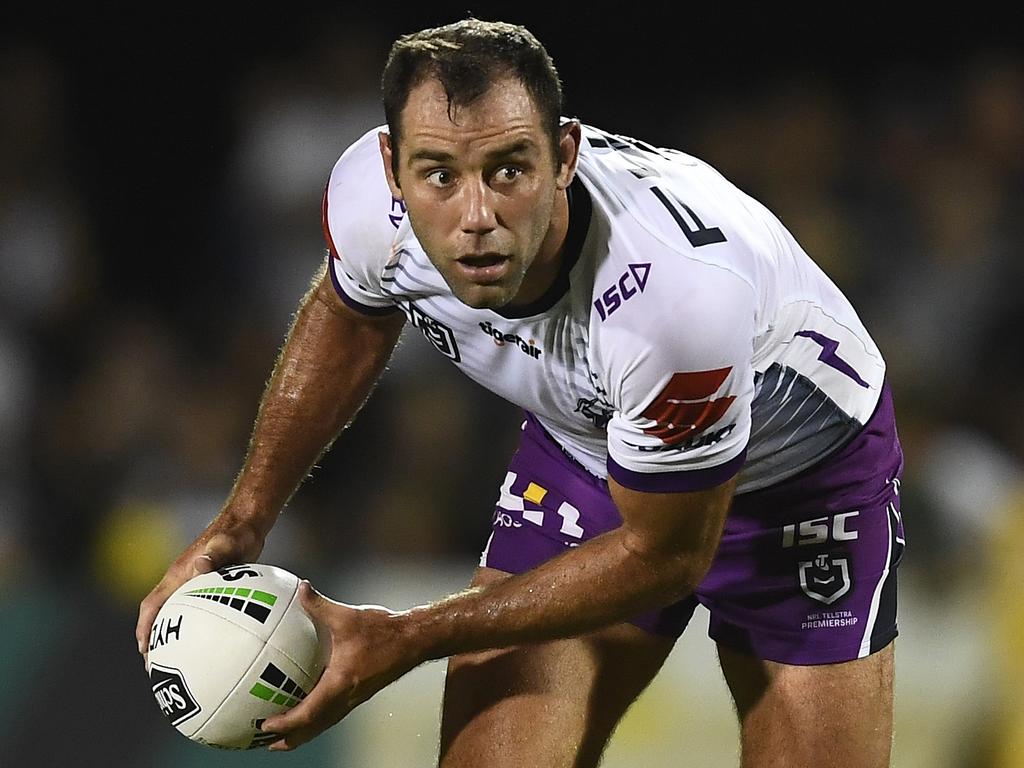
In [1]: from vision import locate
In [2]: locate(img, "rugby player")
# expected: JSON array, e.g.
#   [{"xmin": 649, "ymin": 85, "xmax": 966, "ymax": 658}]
[{"xmin": 138, "ymin": 18, "xmax": 906, "ymax": 767}]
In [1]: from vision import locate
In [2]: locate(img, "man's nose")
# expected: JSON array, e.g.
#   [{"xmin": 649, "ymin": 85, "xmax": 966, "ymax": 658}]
[{"xmin": 460, "ymin": 179, "xmax": 497, "ymax": 235}]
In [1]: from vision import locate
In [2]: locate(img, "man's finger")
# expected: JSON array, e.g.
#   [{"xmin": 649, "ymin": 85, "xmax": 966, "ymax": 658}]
[
  {"xmin": 136, "ymin": 601, "xmax": 158, "ymax": 655},
  {"xmin": 264, "ymin": 694, "xmax": 354, "ymax": 753},
  {"xmin": 267, "ymin": 737, "xmax": 290, "ymax": 752},
  {"xmin": 267, "ymin": 732, "xmax": 307, "ymax": 753},
  {"xmin": 260, "ymin": 668, "xmax": 351, "ymax": 739},
  {"xmin": 136, "ymin": 581, "xmax": 174, "ymax": 655}
]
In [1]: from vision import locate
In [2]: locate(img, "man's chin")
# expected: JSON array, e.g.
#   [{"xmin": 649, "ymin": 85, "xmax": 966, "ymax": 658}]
[
  {"xmin": 449, "ymin": 280, "xmax": 518, "ymax": 310},
  {"xmin": 455, "ymin": 288, "xmax": 513, "ymax": 310}
]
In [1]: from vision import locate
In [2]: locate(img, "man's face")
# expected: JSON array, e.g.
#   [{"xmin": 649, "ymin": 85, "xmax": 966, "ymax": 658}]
[{"xmin": 381, "ymin": 77, "xmax": 574, "ymax": 309}]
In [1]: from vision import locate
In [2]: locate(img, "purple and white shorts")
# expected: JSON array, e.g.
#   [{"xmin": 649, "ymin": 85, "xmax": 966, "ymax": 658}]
[{"xmin": 480, "ymin": 385, "xmax": 906, "ymax": 665}]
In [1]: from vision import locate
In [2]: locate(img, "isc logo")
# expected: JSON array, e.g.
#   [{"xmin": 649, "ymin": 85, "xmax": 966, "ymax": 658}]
[
  {"xmin": 593, "ymin": 263, "xmax": 651, "ymax": 321},
  {"xmin": 782, "ymin": 511, "xmax": 859, "ymax": 548}
]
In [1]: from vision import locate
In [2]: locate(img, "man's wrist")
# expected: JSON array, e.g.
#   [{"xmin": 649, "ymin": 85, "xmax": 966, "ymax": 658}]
[
  {"xmin": 394, "ymin": 590, "xmax": 480, "ymax": 664},
  {"xmin": 392, "ymin": 606, "xmax": 441, "ymax": 666},
  {"xmin": 219, "ymin": 492, "xmax": 279, "ymax": 538}
]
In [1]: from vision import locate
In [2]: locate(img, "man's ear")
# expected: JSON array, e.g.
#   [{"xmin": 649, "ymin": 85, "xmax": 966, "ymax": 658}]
[
  {"xmin": 555, "ymin": 120, "xmax": 582, "ymax": 191},
  {"xmin": 378, "ymin": 131, "xmax": 403, "ymax": 199}
]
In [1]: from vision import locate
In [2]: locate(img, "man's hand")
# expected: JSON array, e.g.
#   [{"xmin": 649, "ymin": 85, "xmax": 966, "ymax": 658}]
[
  {"xmin": 136, "ymin": 267, "xmax": 404, "ymax": 657},
  {"xmin": 261, "ymin": 582, "xmax": 421, "ymax": 752},
  {"xmin": 255, "ymin": 475, "xmax": 737, "ymax": 750},
  {"xmin": 136, "ymin": 520, "xmax": 265, "ymax": 656}
]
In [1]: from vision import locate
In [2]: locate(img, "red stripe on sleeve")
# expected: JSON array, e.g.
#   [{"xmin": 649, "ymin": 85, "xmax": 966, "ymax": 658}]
[{"xmin": 321, "ymin": 181, "xmax": 340, "ymax": 259}]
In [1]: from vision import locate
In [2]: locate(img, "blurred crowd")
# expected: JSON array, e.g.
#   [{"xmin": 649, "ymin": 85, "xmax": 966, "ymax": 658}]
[{"xmin": 1, "ymin": 12, "xmax": 1022, "ymax": 765}]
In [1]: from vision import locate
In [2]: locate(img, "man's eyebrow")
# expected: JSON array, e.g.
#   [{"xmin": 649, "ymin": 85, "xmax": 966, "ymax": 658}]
[
  {"xmin": 486, "ymin": 139, "xmax": 538, "ymax": 158},
  {"xmin": 408, "ymin": 148, "xmax": 456, "ymax": 164},
  {"xmin": 407, "ymin": 139, "xmax": 540, "ymax": 165}
]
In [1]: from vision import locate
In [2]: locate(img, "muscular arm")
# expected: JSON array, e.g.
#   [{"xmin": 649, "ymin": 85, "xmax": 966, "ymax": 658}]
[
  {"xmin": 226, "ymin": 260, "xmax": 406, "ymax": 535},
  {"xmin": 406, "ymin": 475, "xmax": 736, "ymax": 656},
  {"xmin": 263, "ymin": 471, "xmax": 737, "ymax": 748},
  {"xmin": 136, "ymin": 260, "xmax": 404, "ymax": 653}
]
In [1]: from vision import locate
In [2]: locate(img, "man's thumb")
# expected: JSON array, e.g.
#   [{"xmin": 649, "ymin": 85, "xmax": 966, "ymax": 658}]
[
  {"xmin": 191, "ymin": 553, "xmax": 218, "ymax": 577},
  {"xmin": 298, "ymin": 580, "xmax": 325, "ymax": 615},
  {"xmin": 191, "ymin": 532, "xmax": 241, "ymax": 577}
]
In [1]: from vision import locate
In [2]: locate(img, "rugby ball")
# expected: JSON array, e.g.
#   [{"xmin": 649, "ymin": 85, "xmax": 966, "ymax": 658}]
[{"xmin": 146, "ymin": 563, "xmax": 325, "ymax": 749}]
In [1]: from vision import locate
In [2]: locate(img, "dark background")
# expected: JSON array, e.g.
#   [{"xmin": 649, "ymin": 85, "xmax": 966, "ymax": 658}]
[{"xmin": 2, "ymin": 6, "xmax": 1022, "ymax": 766}]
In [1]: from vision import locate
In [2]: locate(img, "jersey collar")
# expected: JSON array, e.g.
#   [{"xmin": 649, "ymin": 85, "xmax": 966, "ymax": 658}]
[{"xmin": 494, "ymin": 176, "xmax": 592, "ymax": 320}]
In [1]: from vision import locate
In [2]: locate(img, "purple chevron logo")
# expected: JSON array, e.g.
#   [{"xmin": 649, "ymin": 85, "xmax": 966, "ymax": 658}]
[{"xmin": 794, "ymin": 330, "xmax": 869, "ymax": 388}]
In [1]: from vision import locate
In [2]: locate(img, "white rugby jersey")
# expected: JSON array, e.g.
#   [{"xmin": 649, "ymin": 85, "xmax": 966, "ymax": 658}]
[{"xmin": 322, "ymin": 124, "xmax": 886, "ymax": 494}]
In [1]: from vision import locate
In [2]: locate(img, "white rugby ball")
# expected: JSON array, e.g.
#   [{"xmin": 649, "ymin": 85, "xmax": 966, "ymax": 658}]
[{"xmin": 146, "ymin": 563, "xmax": 325, "ymax": 750}]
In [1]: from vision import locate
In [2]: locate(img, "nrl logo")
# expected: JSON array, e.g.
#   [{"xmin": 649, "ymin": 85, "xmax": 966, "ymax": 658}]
[
  {"xmin": 798, "ymin": 553, "xmax": 852, "ymax": 605},
  {"xmin": 408, "ymin": 304, "xmax": 460, "ymax": 361}
]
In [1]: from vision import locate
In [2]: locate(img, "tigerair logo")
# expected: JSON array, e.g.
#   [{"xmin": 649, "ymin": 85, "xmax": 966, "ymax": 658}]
[
  {"xmin": 185, "ymin": 586, "xmax": 278, "ymax": 624},
  {"xmin": 479, "ymin": 321, "xmax": 542, "ymax": 359},
  {"xmin": 641, "ymin": 367, "xmax": 736, "ymax": 446}
]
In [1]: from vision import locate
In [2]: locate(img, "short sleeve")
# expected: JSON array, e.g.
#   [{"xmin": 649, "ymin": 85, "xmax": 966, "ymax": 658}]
[
  {"xmin": 604, "ymin": 264, "xmax": 756, "ymax": 493},
  {"xmin": 321, "ymin": 128, "xmax": 401, "ymax": 316}
]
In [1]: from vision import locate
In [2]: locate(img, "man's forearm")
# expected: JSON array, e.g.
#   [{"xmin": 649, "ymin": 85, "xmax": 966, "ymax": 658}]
[
  {"xmin": 401, "ymin": 526, "xmax": 697, "ymax": 662},
  {"xmin": 397, "ymin": 477, "xmax": 735, "ymax": 664},
  {"xmin": 224, "ymin": 263, "xmax": 405, "ymax": 533}
]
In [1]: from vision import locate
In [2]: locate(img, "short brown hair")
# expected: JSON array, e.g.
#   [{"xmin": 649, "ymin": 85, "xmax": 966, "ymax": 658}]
[{"xmin": 381, "ymin": 18, "xmax": 564, "ymax": 173}]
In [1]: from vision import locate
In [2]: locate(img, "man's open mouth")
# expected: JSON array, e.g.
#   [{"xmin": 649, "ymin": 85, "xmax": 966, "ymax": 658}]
[
  {"xmin": 455, "ymin": 253, "xmax": 512, "ymax": 284},
  {"xmin": 457, "ymin": 254, "xmax": 508, "ymax": 268}
]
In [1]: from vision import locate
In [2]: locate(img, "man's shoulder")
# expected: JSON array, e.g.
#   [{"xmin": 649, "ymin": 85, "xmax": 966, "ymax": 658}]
[
  {"xmin": 574, "ymin": 122, "xmax": 783, "ymax": 302},
  {"xmin": 323, "ymin": 126, "xmax": 406, "ymax": 265},
  {"xmin": 326, "ymin": 125, "xmax": 389, "ymax": 194},
  {"xmin": 576, "ymin": 122, "xmax": 759, "ymax": 247},
  {"xmin": 575, "ymin": 122, "xmax": 715, "ymax": 192}
]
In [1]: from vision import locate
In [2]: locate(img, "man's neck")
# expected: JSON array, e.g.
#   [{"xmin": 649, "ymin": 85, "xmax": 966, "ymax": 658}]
[{"xmin": 508, "ymin": 187, "xmax": 570, "ymax": 308}]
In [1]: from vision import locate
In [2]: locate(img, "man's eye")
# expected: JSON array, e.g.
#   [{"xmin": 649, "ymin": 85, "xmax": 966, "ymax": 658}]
[
  {"xmin": 425, "ymin": 169, "xmax": 453, "ymax": 187},
  {"xmin": 494, "ymin": 166, "xmax": 522, "ymax": 183}
]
